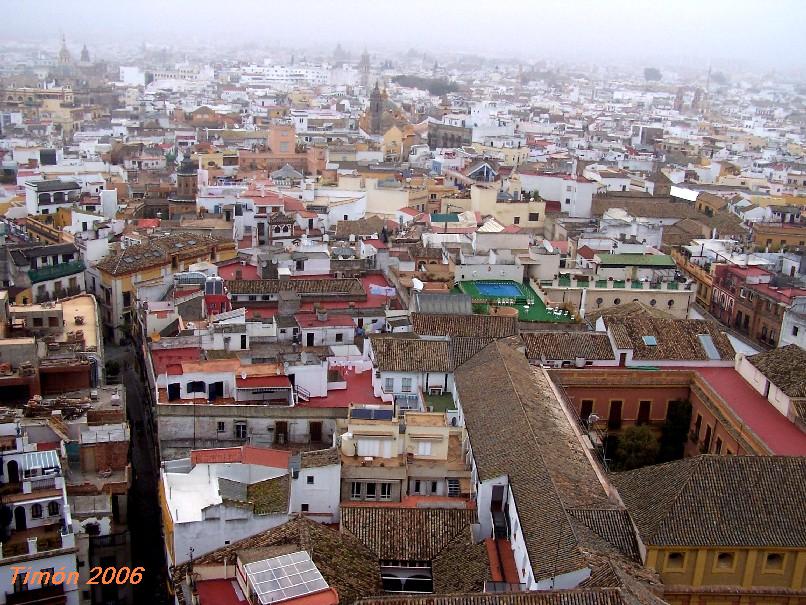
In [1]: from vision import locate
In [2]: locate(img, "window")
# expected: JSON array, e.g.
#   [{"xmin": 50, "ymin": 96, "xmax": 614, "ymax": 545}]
[
  {"xmin": 306, "ymin": 475, "xmax": 315, "ymax": 485},
  {"xmin": 608, "ymin": 400, "xmax": 623, "ymax": 430},
  {"xmin": 383, "ymin": 377, "xmax": 394, "ymax": 392},
  {"xmin": 217, "ymin": 422, "xmax": 225, "ymax": 433},
  {"xmin": 335, "ymin": 333, "xmax": 344, "ymax": 343},
  {"xmin": 417, "ymin": 441, "xmax": 432, "ymax": 456},
  {"xmin": 380, "ymin": 483, "xmax": 392, "ymax": 501},
  {"xmin": 580, "ymin": 400, "xmax": 594, "ymax": 423},
  {"xmin": 565, "ymin": 198, "xmax": 570, "ymax": 205},
  {"xmin": 350, "ymin": 482, "xmax": 362, "ymax": 500},
  {"xmin": 794, "ymin": 326, "xmax": 800, "ymax": 337},
  {"xmin": 666, "ymin": 552, "xmax": 685, "ymax": 571},
  {"xmin": 300, "ymin": 503, "xmax": 309, "ymax": 512},
  {"xmin": 715, "ymin": 437, "xmax": 722, "ymax": 454},
  {"xmin": 31, "ymin": 503, "xmax": 43, "ymax": 518},
  {"xmin": 187, "ymin": 381, "xmax": 206, "ymax": 394},
  {"xmin": 401, "ymin": 377, "xmax": 412, "ymax": 393},
  {"xmin": 513, "ymin": 217, "xmax": 520, "ymax": 225},
  {"xmin": 48, "ymin": 501, "xmax": 60, "ymax": 516},
  {"xmin": 714, "ymin": 551, "xmax": 735, "ymax": 572},
  {"xmin": 33, "ymin": 317, "xmax": 43, "ymax": 327},
  {"xmin": 234, "ymin": 422, "xmax": 247, "ymax": 440},
  {"xmin": 431, "ymin": 481, "xmax": 438, "ymax": 494},
  {"xmin": 613, "ymin": 298, "xmax": 621, "ymax": 305},
  {"xmin": 764, "ymin": 553, "xmax": 785, "ymax": 572},
  {"xmin": 528, "ymin": 212, "xmax": 540, "ymax": 222},
  {"xmin": 693, "ymin": 414, "xmax": 702, "ymax": 439},
  {"xmin": 637, "ymin": 400, "xmax": 651, "ymax": 425},
  {"xmin": 357, "ymin": 438, "xmax": 381, "ymax": 457},
  {"xmin": 365, "ymin": 482, "xmax": 377, "ymax": 500}
]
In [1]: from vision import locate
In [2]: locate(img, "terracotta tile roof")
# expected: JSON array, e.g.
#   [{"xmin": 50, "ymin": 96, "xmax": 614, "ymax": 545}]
[
  {"xmin": 431, "ymin": 528, "xmax": 490, "ymax": 594},
  {"xmin": 226, "ymin": 278, "xmax": 365, "ymax": 297},
  {"xmin": 300, "ymin": 447, "xmax": 340, "ymax": 469},
  {"xmin": 602, "ymin": 317, "xmax": 734, "ymax": 361},
  {"xmin": 590, "ymin": 197, "xmax": 746, "ymax": 236},
  {"xmin": 190, "ymin": 445, "xmax": 290, "ymax": 469},
  {"xmin": 354, "ymin": 589, "xmax": 642, "ymax": 605},
  {"xmin": 412, "ymin": 313, "xmax": 518, "ymax": 338},
  {"xmin": 523, "ymin": 332, "xmax": 615, "ymax": 361},
  {"xmin": 369, "ymin": 335, "xmax": 495, "ymax": 372},
  {"xmin": 612, "ymin": 455, "xmax": 806, "ymax": 548},
  {"xmin": 341, "ymin": 506, "xmax": 478, "ymax": 561},
  {"xmin": 370, "ymin": 335, "xmax": 450, "ymax": 372},
  {"xmin": 172, "ymin": 516, "xmax": 382, "ymax": 605},
  {"xmin": 745, "ymin": 344, "xmax": 806, "ymax": 398},
  {"xmin": 246, "ymin": 474, "xmax": 289, "ymax": 514},
  {"xmin": 453, "ymin": 342, "xmax": 616, "ymax": 582},
  {"xmin": 584, "ymin": 302, "xmax": 673, "ymax": 324},
  {"xmin": 335, "ymin": 216, "xmax": 387, "ymax": 238},
  {"xmin": 567, "ymin": 509, "xmax": 641, "ymax": 562},
  {"xmin": 96, "ymin": 232, "xmax": 227, "ymax": 276}
]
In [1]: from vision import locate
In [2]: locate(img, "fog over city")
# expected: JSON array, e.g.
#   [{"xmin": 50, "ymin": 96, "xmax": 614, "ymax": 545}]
[{"xmin": 5, "ymin": 0, "xmax": 806, "ymax": 71}]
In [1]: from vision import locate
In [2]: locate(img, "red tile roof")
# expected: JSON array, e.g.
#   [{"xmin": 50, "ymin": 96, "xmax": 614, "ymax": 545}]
[
  {"xmin": 295, "ymin": 313, "xmax": 355, "ymax": 329},
  {"xmin": 576, "ymin": 245, "xmax": 596, "ymax": 260},
  {"xmin": 190, "ymin": 445, "xmax": 291, "ymax": 468},
  {"xmin": 362, "ymin": 239, "xmax": 388, "ymax": 249},
  {"xmin": 235, "ymin": 375, "xmax": 292, "ymax": 388}
]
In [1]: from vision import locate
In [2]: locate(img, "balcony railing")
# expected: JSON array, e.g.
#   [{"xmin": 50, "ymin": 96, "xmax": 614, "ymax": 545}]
[{"xmin": 28, "ymin": 260, "xmax": 85, "ymax": 284}]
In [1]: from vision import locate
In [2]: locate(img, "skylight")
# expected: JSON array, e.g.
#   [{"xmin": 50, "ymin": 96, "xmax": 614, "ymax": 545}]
[{"xmin": 642, "ymin": 335, "xmax": 657, "ymax": 346}]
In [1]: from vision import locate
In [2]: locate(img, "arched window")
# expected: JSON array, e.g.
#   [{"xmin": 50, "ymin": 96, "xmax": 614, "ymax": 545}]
[
  {"xmin": 48, "ymin": 501, "xmax": 60, "ymax": 516},
  {"xmin": 31, "ymin": 503, "xmax": 43, "ymax": 519}
]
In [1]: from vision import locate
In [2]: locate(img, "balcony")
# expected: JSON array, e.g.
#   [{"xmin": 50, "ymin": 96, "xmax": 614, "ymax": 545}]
[
  {"xmin": 6, "ymin": 584, "xmax": 65, "ymax": 605},
  {"xmin": 1, "ymin": 524, "xmax": 74, "ymax": 560},
  {"xmin": 28, "ymin": 260, "xmax": 85, "ymax": 284}
]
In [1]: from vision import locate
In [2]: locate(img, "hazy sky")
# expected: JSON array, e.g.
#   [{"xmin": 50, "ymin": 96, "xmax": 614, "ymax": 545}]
[{"xmin": 5, "ymin": 0, "xmax": 806, "ymax": 71}]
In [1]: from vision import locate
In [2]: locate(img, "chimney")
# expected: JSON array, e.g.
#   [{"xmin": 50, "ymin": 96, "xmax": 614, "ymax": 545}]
[{"xmin": 316, "ymin": 305, "xmax": 328, "ymax": 322}]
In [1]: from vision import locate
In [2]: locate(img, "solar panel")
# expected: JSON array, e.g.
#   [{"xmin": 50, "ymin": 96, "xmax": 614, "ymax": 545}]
[
  {"xmin": 351, "ymin": 407, "xmax": 394, "ymax": 420},
  {"xmin": 372, "ymin": 408, "xmax": 394, "ymax": 420},
  {"xmin": 244, "ymin": 551, "xmax": 329, "ymax": 605}
]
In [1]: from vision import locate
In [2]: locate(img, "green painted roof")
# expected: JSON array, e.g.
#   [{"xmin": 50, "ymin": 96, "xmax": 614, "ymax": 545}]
[
  {"xmin": 597, "ymin": 253, "xmax": 675, "ymax": 267},
  {"xmin": 430, "ymin": 213, "xmax": 460, "ymax": 222}
]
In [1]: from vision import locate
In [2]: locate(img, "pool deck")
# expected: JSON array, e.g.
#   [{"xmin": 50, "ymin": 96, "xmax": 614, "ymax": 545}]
[{"xmin": 457, "ymin": 280, "xmax": 572, "ymax": 323}]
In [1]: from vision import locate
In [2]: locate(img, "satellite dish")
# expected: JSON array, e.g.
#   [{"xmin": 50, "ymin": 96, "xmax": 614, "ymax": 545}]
[{"xmin": 411, "ymin": 278, "xmax": 424, "ymax": 291}]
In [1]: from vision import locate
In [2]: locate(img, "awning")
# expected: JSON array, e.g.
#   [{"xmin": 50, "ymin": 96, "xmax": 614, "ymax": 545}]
[{"xmin": 22, "ymin": 450, "xmax": 60, "ymax": 472}]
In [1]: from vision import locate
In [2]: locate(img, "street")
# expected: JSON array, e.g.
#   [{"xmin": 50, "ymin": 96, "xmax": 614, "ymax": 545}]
[{"xmin": 117, "ymin": 345, "xmax": 172, "ymax": 604}]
